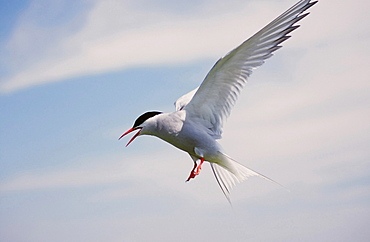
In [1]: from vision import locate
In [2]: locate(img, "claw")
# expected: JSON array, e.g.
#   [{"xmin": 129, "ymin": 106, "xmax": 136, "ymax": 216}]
[{"xmin": 186, "ymin": 158, "xmax": 205, "ymax": 182}]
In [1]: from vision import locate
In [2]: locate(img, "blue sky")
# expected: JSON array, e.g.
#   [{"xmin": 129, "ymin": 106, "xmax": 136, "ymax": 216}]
[{"xmin": 1, "ymin": 0, "xmax": 370, "ymax": 241}]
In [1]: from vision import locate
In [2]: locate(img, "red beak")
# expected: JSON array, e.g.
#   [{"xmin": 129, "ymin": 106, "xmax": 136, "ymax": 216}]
[{"xmin": 119, "ymin": 127, "xmax": 142, "ymax": 147}]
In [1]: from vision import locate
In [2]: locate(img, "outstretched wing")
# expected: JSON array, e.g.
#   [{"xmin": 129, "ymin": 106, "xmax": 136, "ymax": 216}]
[
  {"xmin": 174, "ymin": 88, "xmax": 198, "ymax": 111},
  {"xmin": 183, "ymin": 0, "xmax": 317, "ymax": 138}
]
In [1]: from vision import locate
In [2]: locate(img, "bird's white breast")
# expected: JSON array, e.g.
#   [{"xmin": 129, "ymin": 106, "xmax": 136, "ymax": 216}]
[{"xmin": 143, "ymin": 111, "xmax": 221, "ymax": 159}]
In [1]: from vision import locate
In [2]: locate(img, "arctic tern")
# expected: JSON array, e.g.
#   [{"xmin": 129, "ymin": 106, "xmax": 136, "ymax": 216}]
[{"xmin": 120, "ymin": 0, "xmax": 317, "ymax": 202}]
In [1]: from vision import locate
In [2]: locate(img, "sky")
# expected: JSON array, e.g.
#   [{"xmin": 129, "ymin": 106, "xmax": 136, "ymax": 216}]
[{"xmin": 1, "ymin": 0, "xmax": 369, "ymax": 241}]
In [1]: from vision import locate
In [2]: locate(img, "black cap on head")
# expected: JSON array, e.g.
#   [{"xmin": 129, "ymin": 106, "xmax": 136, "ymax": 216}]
[{"xmin": 133, "ymin": 111, "xmax": 162, "ymax": 128}]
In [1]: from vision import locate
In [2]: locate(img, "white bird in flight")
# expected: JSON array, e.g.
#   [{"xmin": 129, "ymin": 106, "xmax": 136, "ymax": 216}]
[{"xmin": 120, "ymin": 0, "xmax": 317, "ymax": 202}]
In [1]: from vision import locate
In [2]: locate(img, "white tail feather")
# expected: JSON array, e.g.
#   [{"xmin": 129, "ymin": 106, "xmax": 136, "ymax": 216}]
[{"xmin": 211, "ymin": 152, "xmax": 286, "ymax": 203}]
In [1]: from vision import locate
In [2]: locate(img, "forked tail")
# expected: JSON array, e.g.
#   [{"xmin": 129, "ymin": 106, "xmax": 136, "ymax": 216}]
[{"xmin": 210, "ymin": 152, "xmax": 286, "ymax": 203}]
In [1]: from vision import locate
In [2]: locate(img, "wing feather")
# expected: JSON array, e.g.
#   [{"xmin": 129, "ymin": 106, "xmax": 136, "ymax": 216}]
[
  {"xmin": 174, "ymin": 88, "xmax": 198, "ymax": 111},
  {"xmin": 182, "ymin": 0, "xmax": 317, "ymax": 137}
]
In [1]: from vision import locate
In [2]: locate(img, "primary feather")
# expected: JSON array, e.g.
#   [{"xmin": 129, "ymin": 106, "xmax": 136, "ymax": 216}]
[{"xmin": 180, "ymin": 0, "xmax": 317, "ymax": 138}]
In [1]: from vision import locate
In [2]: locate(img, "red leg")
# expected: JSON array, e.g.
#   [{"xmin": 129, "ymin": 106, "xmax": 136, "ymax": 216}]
[
  {"xmin": 195, "ymin": 157, "xmax": 204, "ymax": 175},
  {"xmin": 186, "ymin": 157, "xmax": 205, "ymax": 182}
]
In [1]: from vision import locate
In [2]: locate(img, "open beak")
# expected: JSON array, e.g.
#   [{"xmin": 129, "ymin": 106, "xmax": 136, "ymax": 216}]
[{"xmin": 119, "ymin": 127, "xmax": 142, "ymax": 147}]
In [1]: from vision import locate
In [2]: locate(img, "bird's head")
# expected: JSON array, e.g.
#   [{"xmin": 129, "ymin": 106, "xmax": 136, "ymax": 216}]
[{"xmin": 119, "ymin": 111, "xmax": 162, "ymax": 147}]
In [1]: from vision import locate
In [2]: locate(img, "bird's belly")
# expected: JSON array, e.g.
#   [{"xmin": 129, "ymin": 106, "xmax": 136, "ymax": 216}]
[
  {"xmin": 160, "ymin": 133, "xmax": 198, "ymax": 154},
  {"xmin": 153, "ymin": 122, "xmax": 220, "ymax": 159}
]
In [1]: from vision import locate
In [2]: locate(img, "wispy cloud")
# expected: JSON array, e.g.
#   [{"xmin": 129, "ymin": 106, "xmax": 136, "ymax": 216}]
[{"xmin": 0, "ymin": 154, "xmax": 126, "ymax": 192}]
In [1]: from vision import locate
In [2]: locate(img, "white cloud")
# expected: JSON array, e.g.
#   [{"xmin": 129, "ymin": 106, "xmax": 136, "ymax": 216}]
[{"xmin": 0, "ymin": 154, "xmax": 127, "ymax": 192}]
